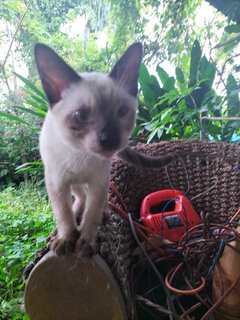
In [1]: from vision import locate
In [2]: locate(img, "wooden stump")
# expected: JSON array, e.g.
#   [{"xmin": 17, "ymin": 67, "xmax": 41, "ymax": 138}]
[{"xmin": 24, "ymin": 252, "xmax": 127, "ymax": 320}]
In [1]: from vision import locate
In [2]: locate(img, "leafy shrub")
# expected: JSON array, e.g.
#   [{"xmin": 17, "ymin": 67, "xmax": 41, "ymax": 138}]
[
  {"xmin": 0, "ymin": 183, "xmax": 54, "ymax": 319},
  {"xmin": 0, "ymin": 117, "xmax": 40, "ymax": 187},
  {"xmin": 136, "ymin": 40, "xmax": 240, "ymax": 142},
  {"xmin": 0, "ymin": 73, "xmax": 47, "ymax": 186}
]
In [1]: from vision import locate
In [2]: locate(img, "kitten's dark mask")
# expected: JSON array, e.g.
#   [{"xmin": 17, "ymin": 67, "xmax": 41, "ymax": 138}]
[{"xmin": 34, "ymin": 43, "xmax": 143, "ymax": 156}]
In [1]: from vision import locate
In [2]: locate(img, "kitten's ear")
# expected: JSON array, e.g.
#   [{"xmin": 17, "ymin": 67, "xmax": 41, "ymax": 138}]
[
  {"xmin": 34, "ymin": 44, "xmax": 81, "ymax": 106},
  {"xmin": 109, "ymin": 42, "xmax": 143, "ymax": 96}
]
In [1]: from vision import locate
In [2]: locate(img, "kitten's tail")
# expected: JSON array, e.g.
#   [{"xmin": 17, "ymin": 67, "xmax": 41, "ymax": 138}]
[{"xmin": 118, "ymin": 147, "xmax": 176, "ymax": 168}]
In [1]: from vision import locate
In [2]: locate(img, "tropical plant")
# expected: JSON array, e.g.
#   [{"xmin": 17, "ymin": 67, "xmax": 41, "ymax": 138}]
[
  {"xmin": 0, "ymin": 73, "xmax": 47, "ymax": 186},
  {"xmin": 136, "ymin": 40, "xmax": 240, "ymax": 143}
]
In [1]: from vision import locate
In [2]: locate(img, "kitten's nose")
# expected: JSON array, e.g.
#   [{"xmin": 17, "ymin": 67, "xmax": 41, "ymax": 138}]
[
  {"xmin": 100, "ymin": 131, "xmax": 108, "ymax": 145},
  {"xmin": 99, "ymin": 128, "xmax": 119, "ymax": 150}
]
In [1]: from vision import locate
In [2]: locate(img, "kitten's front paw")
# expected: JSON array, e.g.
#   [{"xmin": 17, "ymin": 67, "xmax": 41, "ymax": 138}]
[
  {"xmin": 76, "ymin": 231, "xmax": 95, "ymax": 258},
  {"xmin": 51, "ymin": 229, "xmax": 80, "ymax": 255},
  {"xmin": 77, "ymin": 238, "xmax": 95, "ymax": 258}
]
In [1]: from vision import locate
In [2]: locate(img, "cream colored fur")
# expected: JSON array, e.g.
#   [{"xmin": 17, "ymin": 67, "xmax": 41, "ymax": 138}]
[{"xmin": 40, "ymin": 73, "xmax": 138, "ymax": 255}]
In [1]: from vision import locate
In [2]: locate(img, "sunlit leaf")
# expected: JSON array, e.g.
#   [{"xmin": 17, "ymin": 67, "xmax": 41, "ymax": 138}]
[
  {"xmin": 14, "ymin": 105, "xmax": 46, "ymax": 118},
  {"xmin": 14, "ymin": 72, "xmax": 47, "ymax": 100},
  {"xmin": 0, "ymin": 112, "xmax": 38, "ymax": 130}
]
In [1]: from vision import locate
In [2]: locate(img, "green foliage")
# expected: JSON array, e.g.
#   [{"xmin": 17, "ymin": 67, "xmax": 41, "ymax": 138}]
[
  {"xmin": 0, "ymin": 74, "xmax": 46, "ymax": 186},
  {"xmin": 136, "ymin": 40, "xmax": 240, "ymax": 143},
  {"xmin": 0, "ymin": 183, "xmax": 54, "ymax": 319},
  {"xmin": 225, "ymin": 23, "xmax": 240, "ymax": 34},
  {"xmin": 107, "ymin": 0, "xmax": 142, "ymax": 51},
  {"xmin": 141, "ymin": 0, "xmax": 203, "ymax": 67},
  {"xmin": 0, "ymin": 0, "xmax": 139, "ymax": 77},
  {"xmin": 0, "ymin": 117, "xmax": 39, "ymax": 186}
]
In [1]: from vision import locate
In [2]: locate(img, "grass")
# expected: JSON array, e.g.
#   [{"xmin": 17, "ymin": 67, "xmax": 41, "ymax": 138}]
[{"xmin": 0, "ymin": 183, "xmax": 54, "ymax": 320}]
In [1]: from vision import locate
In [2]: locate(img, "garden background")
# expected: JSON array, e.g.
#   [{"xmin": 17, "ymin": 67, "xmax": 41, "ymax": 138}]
[{"xmin": 0, "ymin": 1, "xmax": 240, "ymax": 318}]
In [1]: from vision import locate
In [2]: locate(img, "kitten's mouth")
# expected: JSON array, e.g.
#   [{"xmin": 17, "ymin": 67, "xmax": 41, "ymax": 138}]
[
  {"xmin": 96, "ymin": 149, "xmax": 116, "ymax": 159},
  {"xmin": 86, "ymin": 145, "xmax": 116, "ymax": 159}
]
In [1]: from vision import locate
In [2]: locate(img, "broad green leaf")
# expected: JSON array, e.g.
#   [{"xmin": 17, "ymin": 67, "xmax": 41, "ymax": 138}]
[
  {"xmin": 226, "ymin": 74, "xmax": 240, "ymax": 116},
  {"xmin": 227, "ymin": 74, "xmax": 238, "ymax": 92},
  {"xmin": 225, "ymin": 24, "xmax": 240, "ymax": 34},
  {"xmin": 157, "ymin": 128, "xmax": 164, "ymax": 139},
  {"xmin": 161, "ymin": 109, "xmax": 174, "ymax": 125},
  {"xmin": 150, "ymin": 107, "xmax": 170, "ymax": 121},
  {"xmin": 143, "ymin": 120, "xmax": 158, "ymax": 132},
  {"xmin": 15, "ymin": 161, "xmax": 43, "ymax": 174},
  {"xmin": 14, "ymin": 105, "xmax": 46, "ymax": 118},
  {"xmin": 14, "ymin": 72, "xmax": 47, "ymax": 100},
  {"xmin": 189, "ymin": 40, "xmax": 202, "ymax": 87},
  {"xmin": 156, "ymin": 66, "xmax": 169, "ymax": 85},
  {"xmin": 156, "ymin": 66, "xmax": 175, "ymax": 91},
  {"xmin": 0, "ymin": 112, "xmax": 38, "ymax": 130},
  {"xmin": 23, "ymin": 91, "xmax": 48, "ymax": 106},
  {"xmin": 199, "ymin": 56, "xmax": 216, "ymax": 88},
  {"xmin": 153, "ymin": 89, "xmax": 179, "ymax": 108},
  {"xmin": 147, "ymin": 127, "xmax": 159, "ymax": 143},
  {"xmin": 16, "ymin": 162, "xmax": 43, "ymax": 170},
  {"xmin": 175, "ymin": 67, "xmax": 185, "ymax": 84},
  {"xmin": 139, "ymin": 63, "xmax": 162, "ymax": 109},
  {"xmin": 24, "ymin": 99, "xmax": 48, "ymax": 112},
  {"xmin": 15, "ymin": 167, "xmax": 43, "ymax": 174}
]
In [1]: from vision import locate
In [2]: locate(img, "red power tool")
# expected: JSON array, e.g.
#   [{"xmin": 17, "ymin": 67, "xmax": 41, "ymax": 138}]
[{"xmin": 140, "ymin": 189, "xmax": 201, "ymax": 243}]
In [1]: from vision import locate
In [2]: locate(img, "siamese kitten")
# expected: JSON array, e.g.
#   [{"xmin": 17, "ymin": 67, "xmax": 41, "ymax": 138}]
[{"xmin": 34, "ymin": 43, "xmax": 175, "ymax": 257}]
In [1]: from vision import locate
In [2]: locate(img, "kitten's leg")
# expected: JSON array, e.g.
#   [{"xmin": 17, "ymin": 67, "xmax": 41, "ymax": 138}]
[
  {"xmin": 76, "ymin": 180, "xmax": 108, "ymax": 257},
  {"xmin": 71, "ymin": 184, "xmax": 87, "ymax": 225},
  {"xmin": 46, "ymin": 176, "xmax": 79, "ymax": 255}
]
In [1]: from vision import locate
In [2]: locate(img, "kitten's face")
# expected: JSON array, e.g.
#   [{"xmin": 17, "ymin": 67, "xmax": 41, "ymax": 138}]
[
  {"xmin": 34, "ymin": 42, "xmax": 142, "ymax": 158},
  {"xmin": 53, "ymin": 73, "xmax": 137, "ymax": 157}
]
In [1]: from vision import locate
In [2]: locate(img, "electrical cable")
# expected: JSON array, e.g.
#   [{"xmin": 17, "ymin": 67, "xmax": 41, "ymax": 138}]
[
  {"xmin": 165, "ymin": 155, "xmax": 190, "ymax": 195},
  {"xmin": 165, "ymin": 262, "xmax": 206, "ymax": 295},
  {"xmin": 206, "ymin": 238, "xmax": 225, "ymax": 279},
  {"xmin": 109, "ymin": 182, "xmax": 240, "ymax": 319},
  {"xmin": 127, "ymin": 212, "xmax": 179, "ymax": 320}
]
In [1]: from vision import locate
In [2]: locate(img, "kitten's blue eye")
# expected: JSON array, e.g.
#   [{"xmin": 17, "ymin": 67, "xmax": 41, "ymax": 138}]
[
  {"xmin": 73, "ymin": 108, "xmax": 90, "ymax": 123},
  {"xmin": 117, "ymin": 105, "xmax": 129, "ymax": 118}
]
